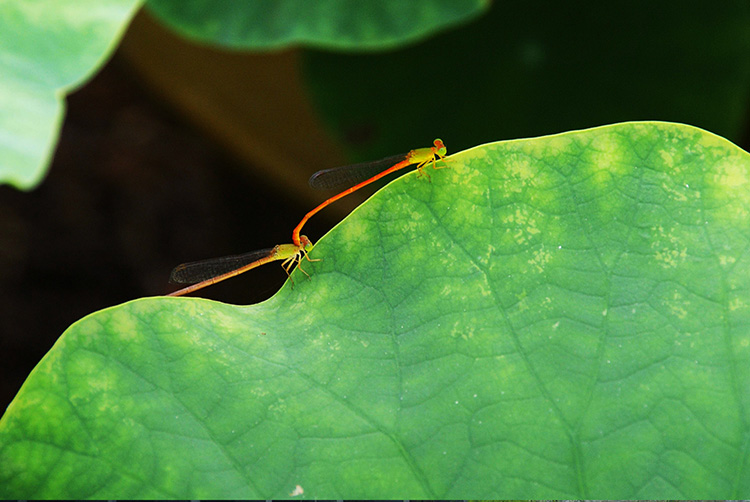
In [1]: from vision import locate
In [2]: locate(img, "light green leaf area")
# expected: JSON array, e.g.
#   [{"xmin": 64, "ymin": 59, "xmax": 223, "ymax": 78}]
[
  {"xmin": 0, "ymin": 0, "xmax": 142, "ymax": 189},
  {"xmin": 3, "ymin": 122, "xmax": 750, "ymax": 499},
  {"xmin": 145, "ymin": 0, "xmax": 488, "ymax": 51}
]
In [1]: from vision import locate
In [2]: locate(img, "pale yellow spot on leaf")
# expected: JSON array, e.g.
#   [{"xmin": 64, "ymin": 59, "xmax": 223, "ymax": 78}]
[
  {"xmin": 651, "ymin": 225, "xmax": 688, "ymax": 268},
  {"xmin": 660, "ymin": 181, "xmax": 688, "ymax": 202},
  {"xmin": 530, "ymin": 247, "xmax": 551, "ymax": 273},
  {"xmin": 659, "ymin": 149, "xmax": 675, "ymax": 168},
  {"xmin": 505, "ymin": 207, "xmax": 541, "ymax": 245},
  {"xmin": 729, "ymin": 297, "xmax": 745, "ymax": 311},
  {"xmin": 508, "ymin": 158, "xmax": 535, "ymax": 183},
  {"xmin": 714, "ymin": 161, "xmax": 748, "ymax": 188},
  {"xmin": 590, "ymin": 134, "xmax": 626, "ymax": 179},
  {"xmin": 667, "ymin": 291, "xmax": 689, "ymax": 319}
]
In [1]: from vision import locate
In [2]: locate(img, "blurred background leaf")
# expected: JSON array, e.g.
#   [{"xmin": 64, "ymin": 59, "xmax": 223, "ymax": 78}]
[
  {"xmin": 145, "ymin": 0, "xmax": 489, "ymax": 50},
  {"xmin": 0, "ymin": 0, "xmax": 142, "ymax": 188}
]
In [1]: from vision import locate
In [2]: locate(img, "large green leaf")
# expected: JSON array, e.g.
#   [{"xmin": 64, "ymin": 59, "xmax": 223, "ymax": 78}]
[
  {"xmin": 2, "ymin": 122, "xmax": 750, "ymax": 498},
  {"xmin": 0, "ymin": 0, "xmax": 142, "ymax": 189},
  {"xmin": 145, "ymin": 0, "xmax": 488, "ymax": 51},
  {"xmin": 303, "ymin": 1, "xmax": 750, "ymax": 162}
]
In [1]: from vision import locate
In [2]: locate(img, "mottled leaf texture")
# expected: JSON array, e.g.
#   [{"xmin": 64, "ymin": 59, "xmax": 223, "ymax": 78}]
[{"xmin": 2, "ymin": 123, "xmax": 749, "ymax": 499}]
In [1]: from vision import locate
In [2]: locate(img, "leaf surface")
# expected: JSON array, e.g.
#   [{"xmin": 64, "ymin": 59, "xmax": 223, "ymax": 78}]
[{"xmin": 2, "ymin": 122, "xmax": 750, "ymax": 499}]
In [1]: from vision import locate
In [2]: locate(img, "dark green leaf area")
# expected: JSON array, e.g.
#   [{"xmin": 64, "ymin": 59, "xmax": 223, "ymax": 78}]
[{"xmin": 146, "ymin": 0, "xmax": 488, "ymax": 50}]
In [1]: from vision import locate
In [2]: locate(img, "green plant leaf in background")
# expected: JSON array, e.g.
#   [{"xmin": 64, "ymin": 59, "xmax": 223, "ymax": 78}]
[
  {"xmin": 303, "ymin": 1, "xmax": 750, "ymax": 162},
  {"xmin": 0, "ymin": 0, "xmax": 142, "ymax": 189},
  {"xmin": 145, "ymin": 0, "xmax": 489, "ymax": 51},
  {"xmin": 2, "ymin": 122, "xmax": 750, "ymax": 498}
]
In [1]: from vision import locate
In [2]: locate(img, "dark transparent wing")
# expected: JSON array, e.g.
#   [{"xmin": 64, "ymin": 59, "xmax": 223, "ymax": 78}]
[
  {"xmin": 169, "ymin": 248, "xmax": 275, "ymax": 284},
  {"xmin": 309, "ymin": 153, "xmax": 407, "ymax": 190}
]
